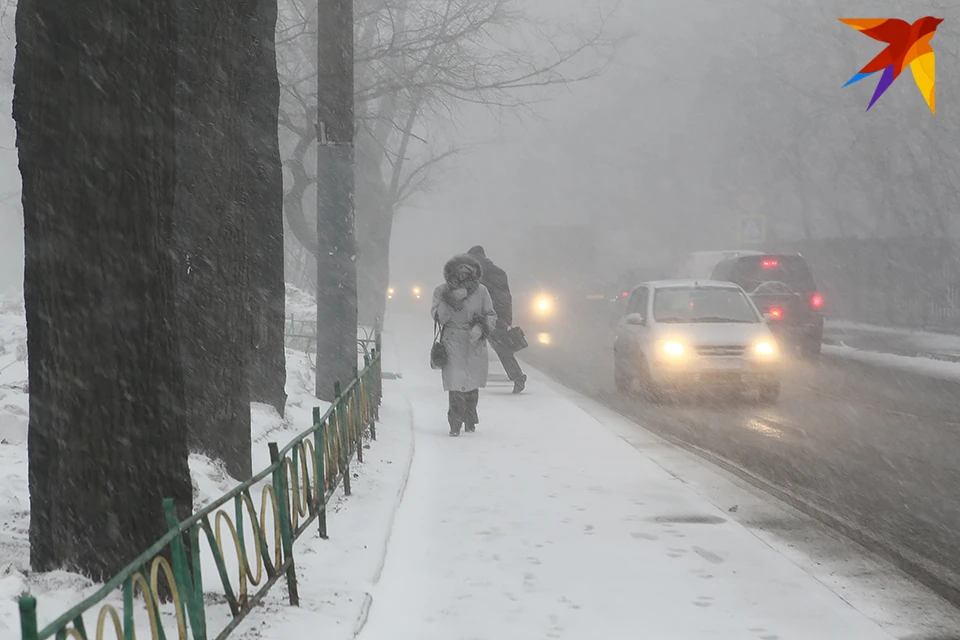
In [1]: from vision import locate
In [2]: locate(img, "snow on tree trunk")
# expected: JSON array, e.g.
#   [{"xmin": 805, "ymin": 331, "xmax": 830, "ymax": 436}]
[{"xmin": 14, "ymin": 0, "xmax": 192, "ymax": 578}]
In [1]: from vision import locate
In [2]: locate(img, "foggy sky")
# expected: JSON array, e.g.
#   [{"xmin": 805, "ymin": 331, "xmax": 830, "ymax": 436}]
[{"xmin": 1, "ymin": 0, "xmax": 958, "ymax": 293}]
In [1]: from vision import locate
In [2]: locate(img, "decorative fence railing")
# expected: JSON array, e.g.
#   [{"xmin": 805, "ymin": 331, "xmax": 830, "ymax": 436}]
[
  {"xmin": 285, "ymin": 317, "xmax": 381, "ymax": 366},
  {"xmin": 19, "ymin": 336, "xmax": 383, "ymax": 640}
]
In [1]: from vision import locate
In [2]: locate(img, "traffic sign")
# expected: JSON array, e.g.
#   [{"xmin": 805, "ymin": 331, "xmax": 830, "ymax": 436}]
[{"xmin": 738, "ymin": 215, "xmax": 766, "ymax": 244}]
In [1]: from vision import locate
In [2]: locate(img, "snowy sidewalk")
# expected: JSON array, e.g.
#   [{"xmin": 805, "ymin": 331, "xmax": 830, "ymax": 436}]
[{"xmin": 357, "ymin": 316, "xmax": 893, "ymax": 640}]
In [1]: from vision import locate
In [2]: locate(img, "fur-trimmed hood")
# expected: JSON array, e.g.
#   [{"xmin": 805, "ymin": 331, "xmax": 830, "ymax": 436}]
[{"xmin": 443, "ymin": 253, "xmax": 483, "ymax": 287}]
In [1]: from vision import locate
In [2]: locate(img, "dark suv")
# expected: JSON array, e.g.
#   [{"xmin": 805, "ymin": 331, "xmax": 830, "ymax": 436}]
[{"xmin": 710, "ymin": 253, "xmax": 824, "ymax": 358}]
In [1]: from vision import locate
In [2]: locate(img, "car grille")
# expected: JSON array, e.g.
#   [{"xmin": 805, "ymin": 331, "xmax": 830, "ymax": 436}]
[{"xmin": 695, "ymin": 345, "xmax": 745, "ymax": 357}]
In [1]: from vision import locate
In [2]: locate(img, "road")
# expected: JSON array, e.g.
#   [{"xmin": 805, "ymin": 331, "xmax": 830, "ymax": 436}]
[{"xmin": 518, "ymin": 309, "xmax": 960, "ymax": 605}]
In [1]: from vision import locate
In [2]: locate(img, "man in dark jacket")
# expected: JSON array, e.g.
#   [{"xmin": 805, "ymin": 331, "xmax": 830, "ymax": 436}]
[{"xmin": 468, "ymin": 245, "xmax": 527, "ymax": 393}]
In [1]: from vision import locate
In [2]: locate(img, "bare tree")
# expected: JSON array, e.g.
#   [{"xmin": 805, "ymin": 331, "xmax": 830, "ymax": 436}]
[
  {"xmin": 277, "ymin": 0, "xmax": 619, "ymax": 324},
  {"xmin": 698, "ymin": 0, "xmax": 960, "ymax": 242}
]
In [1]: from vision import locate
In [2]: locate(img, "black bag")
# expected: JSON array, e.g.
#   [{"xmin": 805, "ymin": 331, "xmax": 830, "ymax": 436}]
[
  {"xmin": 501, "ymin": 326, "xmax": 528, "ymax": 353},
  {"xmin": 430, "ymin": 318, "xmax": 448, "ymax": 369}
]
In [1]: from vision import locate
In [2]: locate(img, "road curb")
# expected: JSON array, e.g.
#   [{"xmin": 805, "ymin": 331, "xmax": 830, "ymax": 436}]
[{"xmin": 350, "ymin": 391, "xmax": 416, "ymax": 639}]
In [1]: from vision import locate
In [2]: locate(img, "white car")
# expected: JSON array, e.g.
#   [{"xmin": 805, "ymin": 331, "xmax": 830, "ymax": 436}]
[{"xmin": 613, "ymin": 280, "xmax": 781, "ymax": 402}]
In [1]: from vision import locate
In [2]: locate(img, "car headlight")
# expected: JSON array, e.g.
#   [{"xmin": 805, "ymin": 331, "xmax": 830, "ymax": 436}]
[
  {"xmin": 754, "ymin": 341, "xmax": 775, "ymax": 356},
  {"xmin": 662, "ymin": 341, "xmax": 685, "ymax": 357},
  {"xmin": 535, "ymin": 296, "xmax": 552, "ymax": 313}
]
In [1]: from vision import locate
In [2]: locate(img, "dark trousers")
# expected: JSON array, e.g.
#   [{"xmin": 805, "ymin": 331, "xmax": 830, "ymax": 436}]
[
  {"xmin": 448, "ymin": 390, "xmax": 479, "ymax": 427},
  {"xmin": 491, "ymin": 338, "xmax": 524, "ymax": 382}
]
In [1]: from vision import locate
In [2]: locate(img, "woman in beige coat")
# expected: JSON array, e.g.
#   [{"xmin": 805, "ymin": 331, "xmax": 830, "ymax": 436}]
[{"xmin": 431, "ymin": 253, "xmax": 497, "ymax": 436}]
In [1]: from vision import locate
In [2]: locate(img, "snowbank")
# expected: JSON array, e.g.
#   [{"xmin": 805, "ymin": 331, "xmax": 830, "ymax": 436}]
[
  {"xmin": 823, "ymin": 321, "xmax": 960, "ymax": 379},
  {"xmin": 823, "ymin": 344, "xmax": 960, "ymax": 381},
  {"xmin": 285, "ymin": 283, "xmax": 374, "ymax": 373},
  {"xmin": 285, "ymin": 282, "xmax": 316, "ymax": 320},
  {"xmin": 0, "ymin": 288, "xmax": 386, "ymax": 637}
]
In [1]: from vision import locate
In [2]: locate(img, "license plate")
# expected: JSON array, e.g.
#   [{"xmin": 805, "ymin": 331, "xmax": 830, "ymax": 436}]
[
  {"xmin": 708, "ymin": 359, "xmax": 743, "ymax": 371},
  {"xmin": 700, "ymin": 371, "xmax": 742, "ymax": 384}
]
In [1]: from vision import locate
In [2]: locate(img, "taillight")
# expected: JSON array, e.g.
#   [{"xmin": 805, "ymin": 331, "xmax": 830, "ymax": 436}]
[
  {"xmin": 769, "ymin": 307, "xmax": 783, "ymax": 319},
  {"xmin": 811, "ymin": 294, "xmax": 822, "ymax": 308},
  {"xmin": 762, "ymin": 258, "xmax": 778, "ymax": 268},
  {"xmin": 621, "ymin": 291, "xmax": 629, "ymax": 298}
]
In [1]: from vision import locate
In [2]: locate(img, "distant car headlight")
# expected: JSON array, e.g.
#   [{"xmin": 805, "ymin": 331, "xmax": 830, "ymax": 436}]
[
  {"xmin": 413, "ymin": 286, "xmax": 421, "ymax": 299},
  {"xmin": 662, "ymin": 341, "xmax": 685, "ymax": 357},
  {"xmin": 534, "ymin": 295, "xmax": 552, "ymax": 314},
  {"xmin": 754, "ymin": 341, "xmax": 776, "ymax": 356}
]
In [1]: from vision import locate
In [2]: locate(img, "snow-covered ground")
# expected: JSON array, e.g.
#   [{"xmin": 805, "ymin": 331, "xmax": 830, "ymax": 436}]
[
  {"xmin": 286, "ymin": 283, "xmax": 374, "ymax": 373},
  {"xmin": 3, "ymin": 293, "xmax": 959, "ymax": 638},
  {"xmin": 352, "ymin": 313, "xmax": 960, "ymax": 640},
  {"xmin": 823, "ymin": 320, "xmax": 960, "ymax": 380},
  {"xmin": 225, "ymin": 381, "xmax": 412, "ymax": 640},
  {"xmin": 824, "ymin": 344, "xmax": 960, "ymax": 381},
  {"xmin": 0, "ymin": 291, "xmax": 412, "ymax": 639}
]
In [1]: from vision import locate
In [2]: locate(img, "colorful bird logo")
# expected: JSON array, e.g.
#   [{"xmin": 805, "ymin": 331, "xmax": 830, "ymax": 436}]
[{"xmin": 840, "ymin": 17, "xmax": 942, "ymax": 113}]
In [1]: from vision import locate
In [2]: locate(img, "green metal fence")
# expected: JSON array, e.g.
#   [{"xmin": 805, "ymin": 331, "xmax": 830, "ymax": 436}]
[{"xmin": 19, "ymin": 337, "xmax": 383, "ymax": 640}]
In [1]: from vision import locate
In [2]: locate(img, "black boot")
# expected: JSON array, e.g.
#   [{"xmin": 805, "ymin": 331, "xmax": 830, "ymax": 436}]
[
  {"xmin": 513, "ymin": 374, "xmax": 527, "ymax": 394},
  {"xmin": 465, "ymin": 422, "xmax": 476, "ymax": 433},
  {"xmin": 449, "ymin": 420, "xmax": 462, "ymax": 437}
]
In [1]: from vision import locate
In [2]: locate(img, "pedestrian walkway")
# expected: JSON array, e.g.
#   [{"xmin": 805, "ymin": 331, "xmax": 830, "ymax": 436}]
[{"xmin": 357, "ymin": 314, "xmax": 894, "ymax": 639}]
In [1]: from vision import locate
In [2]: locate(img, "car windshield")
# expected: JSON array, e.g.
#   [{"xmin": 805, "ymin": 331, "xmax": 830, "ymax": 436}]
[{"xmin": 653, "ymin": 287, "xmax": 759, "ymax": 323}]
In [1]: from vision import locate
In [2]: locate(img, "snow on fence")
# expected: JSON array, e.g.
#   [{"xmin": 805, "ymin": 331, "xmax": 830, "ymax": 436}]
[{"xmin": 18, "ymin": 341, "xmax": 383, "ymax": 640}]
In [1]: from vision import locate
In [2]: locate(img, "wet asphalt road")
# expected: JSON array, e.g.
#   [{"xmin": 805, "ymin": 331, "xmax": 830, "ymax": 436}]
[{"xmin": 518, "ymin": 310, "xmax": 960, "ymax": 605}]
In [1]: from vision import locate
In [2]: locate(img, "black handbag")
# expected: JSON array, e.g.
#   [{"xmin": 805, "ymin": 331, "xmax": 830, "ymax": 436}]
[
  {"xmin": 502, "ymin": 326, "xmax": 528, "ymax": 352},
  {"xmin": 430, "ymin": 318, "xmax": 448, "ymax": 369}
]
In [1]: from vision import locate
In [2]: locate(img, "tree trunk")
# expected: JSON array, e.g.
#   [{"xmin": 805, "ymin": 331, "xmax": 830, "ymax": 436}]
[
  {"xmin": 356, "ymin": 202, "xmax": 393, "ymax": 327},
  {"xmin": 315, "ymin": 0, "xmax": 357, "ymax": 401},
  {"xmin": 242, "ymin": 0, "xmax": 287, "ymax": 415},
  {"xmin": 283, "ymin": 133, "xmax": 318, "ymax": 255},
  {"xmin": 175, "ymin": 0, "xmax": 253, "ymax": 480},
  {"xmin": 355, "ymin": 130, "xmax": 390, "ymax": 327},
  {"xmin": 15, "ymin": 0, "xmax": 192, "ymax": 578}
]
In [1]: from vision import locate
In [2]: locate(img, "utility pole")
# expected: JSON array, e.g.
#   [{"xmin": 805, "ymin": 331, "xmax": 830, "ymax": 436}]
[{"xmin": 315, "ymin": 0, "xmax": 357, "ymax": 401}]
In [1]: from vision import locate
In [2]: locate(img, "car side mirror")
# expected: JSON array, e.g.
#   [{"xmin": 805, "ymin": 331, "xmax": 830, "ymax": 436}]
[{"xmin": 625, "ymin": 313, "xmax": 646, "ymax": 326}]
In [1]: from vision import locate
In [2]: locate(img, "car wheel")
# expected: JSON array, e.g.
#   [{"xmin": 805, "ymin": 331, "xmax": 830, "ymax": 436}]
[
  {"xmin": 614, "ymin": 358, "xmax": 633, "ymax": 393},
  {"xmin": 637, "ymin": 358, "xmax": 664, "ymax": 403},
  {"xmin": 758, "ymin": 380, "xmax": 781, "ymax": 404}
]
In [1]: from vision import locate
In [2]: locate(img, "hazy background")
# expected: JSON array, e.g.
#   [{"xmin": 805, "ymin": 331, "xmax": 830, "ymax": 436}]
[
  {"xmin": 388, "ymin": 0, "xmax": 960, "ymax": 290},
  {"xmin": 2, "ymin": 1, "xmax": 959, "ymax": 299}
]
